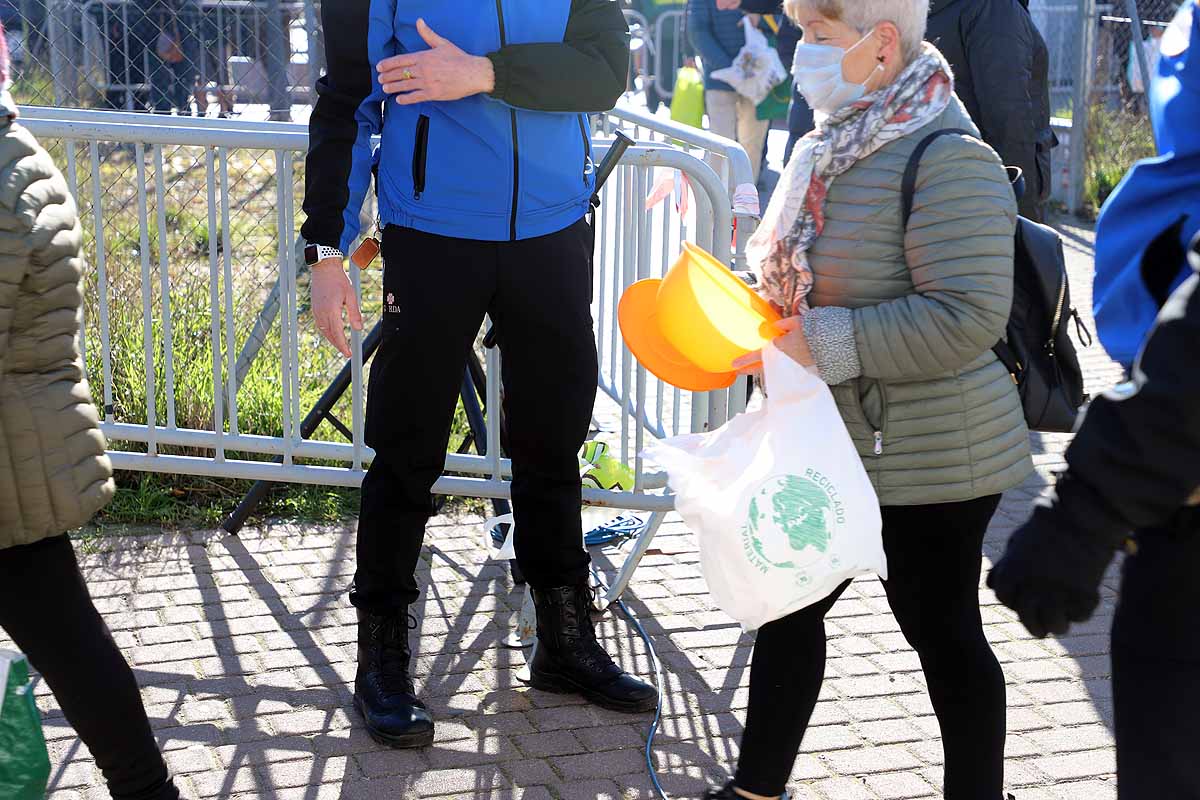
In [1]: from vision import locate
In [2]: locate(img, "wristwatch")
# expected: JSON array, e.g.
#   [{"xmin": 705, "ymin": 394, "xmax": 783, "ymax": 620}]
[{"xmin": 304, "ymin": 243, "xmax": 344, "ymax": 266}]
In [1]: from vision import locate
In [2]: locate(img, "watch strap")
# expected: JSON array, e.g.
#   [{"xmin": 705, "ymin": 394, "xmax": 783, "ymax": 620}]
[{"xmin": 305, "ymin": 244, "xmax": 344, "ymax": 266}]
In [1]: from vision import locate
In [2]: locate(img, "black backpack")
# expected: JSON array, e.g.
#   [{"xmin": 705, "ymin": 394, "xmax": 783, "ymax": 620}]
[{"xmin": 901, "ymin": 129, "xmax": 1092, "ymax": 433}]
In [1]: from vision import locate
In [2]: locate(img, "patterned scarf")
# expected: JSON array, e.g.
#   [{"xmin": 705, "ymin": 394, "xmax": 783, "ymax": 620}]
[{"xmin": 748, "ymin": 42, "xmax": 955, "ymax": 316}]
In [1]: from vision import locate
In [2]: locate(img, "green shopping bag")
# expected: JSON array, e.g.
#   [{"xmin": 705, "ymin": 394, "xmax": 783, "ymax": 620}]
[
  {"xmin": 757, "ymin": 79, "xmax": 793, "ymax": 121},
  {"xmin": 756, "ymin": 15, "xmax": 792, "ymax": 121},
  {"xmin": 0, "ymin": 651, "xmax": 51, "ymax": 800},
  {"xmin": 670, "ymin": 66, "xmax": 705, "ymax": 129}
]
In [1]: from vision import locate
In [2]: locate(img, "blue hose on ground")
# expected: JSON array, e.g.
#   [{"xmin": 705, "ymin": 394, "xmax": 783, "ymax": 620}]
[
  {"xmin": 615, "ymin": 595, "xmax": 669, "ymax": 800},
  {"xmin": 594, "ymin": 562, "xmax": 669, "ymax": 800}
]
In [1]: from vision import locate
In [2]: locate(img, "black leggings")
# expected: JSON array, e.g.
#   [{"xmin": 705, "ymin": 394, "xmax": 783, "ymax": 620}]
[
  {"xmin": 0, "ymin": 536, "xmax": 179, "ymax": 800},
  {"xmin": 735, "ymin": 495, "xmax": 1006, "ymax": 799}
]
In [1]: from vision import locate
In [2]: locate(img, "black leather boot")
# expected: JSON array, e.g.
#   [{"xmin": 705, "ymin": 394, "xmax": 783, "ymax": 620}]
[
  {"xmin": 701, "ymin": 780, "xmax": 790, "ymax": 800},
  {"xmin": 529, "ymin": 582, "xmax": 659, "ymax": 713},
  {"xmin": 353, "ymin": 609, "xmax": 434, "ymax": 748},
  {"xmin": 701, "ymin": 782, "xmax": 740, "ymax": 800}
]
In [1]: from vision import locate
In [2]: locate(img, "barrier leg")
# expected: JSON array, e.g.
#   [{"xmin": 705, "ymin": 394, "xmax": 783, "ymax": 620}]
[
  {"xmin": 221, "ymin": 322, "xmax": 385, "ymax": 534},
  {"xmin": 595, "ymin": 510, "xmax": 668, "ymax": 611}
]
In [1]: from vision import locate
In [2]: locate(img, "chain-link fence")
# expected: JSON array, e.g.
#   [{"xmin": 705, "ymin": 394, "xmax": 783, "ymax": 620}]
[
  {"xmin": 8, "ymin": 0, "xmax": 321, "ymax": 120},
  {"xmin": 0, "ymin": 2, "xmax": 338, "ymax": 476},
  {"xmin": 1030, "ymin": 0, "xmax": 1181, "ymax": 212}
]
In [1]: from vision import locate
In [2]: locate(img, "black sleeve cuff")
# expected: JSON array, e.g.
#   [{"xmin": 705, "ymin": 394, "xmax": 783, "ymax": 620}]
[{"xmin": 486, "ymin": 51, "xmax": 511, "ymax": 105}]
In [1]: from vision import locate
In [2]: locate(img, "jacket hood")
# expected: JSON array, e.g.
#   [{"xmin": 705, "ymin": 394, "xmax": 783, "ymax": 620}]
[
  {"xmin": 928, "ymin": 0, "xmax": 1029, "ymax": 17},
  {"xmin": 1152, "ymin": 0, "xmax": 1199, "ymax": 158},
  {"xmin": 928, "ymin": 0, "xmax": 970, "ymax": 16}
]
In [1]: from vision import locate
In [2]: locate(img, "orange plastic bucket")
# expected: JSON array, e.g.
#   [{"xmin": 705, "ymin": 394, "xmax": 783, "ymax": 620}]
[{"xmin": 618, "ymin": 243, "xmax": 781, "ymax": 391}]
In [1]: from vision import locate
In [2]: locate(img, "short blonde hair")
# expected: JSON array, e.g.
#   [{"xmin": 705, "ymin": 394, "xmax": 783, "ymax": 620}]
[{"xmin": 784, "ymin": 0, "xmax": 930, "ymax": 63}]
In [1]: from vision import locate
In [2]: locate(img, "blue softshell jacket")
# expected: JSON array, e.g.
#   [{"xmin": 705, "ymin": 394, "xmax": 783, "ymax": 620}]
[{"xmin": 301, "ymin": 0, "xmax": 630, "ymax": 251}]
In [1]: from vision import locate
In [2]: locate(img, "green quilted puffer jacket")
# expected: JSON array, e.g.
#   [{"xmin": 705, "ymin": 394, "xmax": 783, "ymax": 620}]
[
  {"xmin": 800, "ymin": 99, "xmax": 1034, "ymax": 506},
  {"xmin": 0, "ymin": 114, "xmax": 113, "ymax": 550}
]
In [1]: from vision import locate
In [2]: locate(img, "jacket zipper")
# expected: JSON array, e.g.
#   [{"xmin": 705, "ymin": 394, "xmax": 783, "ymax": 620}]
[
  {"xmin": 495, "ymin": 0, "xmax": 519, "ymax": 241},
  {"xmin": 412, "ymin": 114, "xmax": 430, "ymax": 200},
  {"xmin": 873, "ymin": 382, "xmax": 888, "ymax": 455},
  {"xmin": 578, "ymin": 114, "xmax": 593, "ymax": 184}
]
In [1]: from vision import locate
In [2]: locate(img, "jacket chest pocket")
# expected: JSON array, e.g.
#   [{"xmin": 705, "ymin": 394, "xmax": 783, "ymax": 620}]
[{"xmin": 412, "ymin": 114, "xmax": 430, "ymax": 200}]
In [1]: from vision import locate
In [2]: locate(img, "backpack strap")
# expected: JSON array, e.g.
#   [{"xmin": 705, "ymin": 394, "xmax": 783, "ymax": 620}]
[
  {"xmin": 901, "ymin": 128, "xmax": 1022, "ymax": 382},
  {"xmin": 900, "ymin": 128, "xmax": 973, "ymax": 228}
]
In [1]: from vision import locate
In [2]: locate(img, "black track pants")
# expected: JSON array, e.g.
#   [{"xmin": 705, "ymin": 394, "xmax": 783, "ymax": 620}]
[
  {"xmin": 352, "ymin": 220, "xmax": 597, "ymax": 611},
  {"xmin": 1112, "ymin": 511, "xmax": 1200, "ymax": 800}
]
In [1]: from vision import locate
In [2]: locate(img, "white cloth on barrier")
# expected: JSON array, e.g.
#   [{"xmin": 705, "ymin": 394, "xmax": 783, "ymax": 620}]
[
  {"xmin": 733, "ymin": 182, "xmax": 761, "ymax": 217},
  {"xmin": 643, "ymin": 342, "xmax": 886, "ymax": 631}
]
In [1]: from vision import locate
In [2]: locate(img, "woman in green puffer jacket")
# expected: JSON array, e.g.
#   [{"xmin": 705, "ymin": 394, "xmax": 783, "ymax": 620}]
[
  {"xmin": 702, "ymin": 1, "xmax": 1033, "ymax": 799},
  {"xmin": 0, "ymin": 25, "xmax": 183, "ymax": 800}
]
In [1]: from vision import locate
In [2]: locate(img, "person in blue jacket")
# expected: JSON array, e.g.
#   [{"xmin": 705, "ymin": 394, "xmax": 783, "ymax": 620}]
[
  {"xmin": 300, "ymin": 0, "xmax": 657, "ymax": 749},
  {"xmin": 1092, "ymin": 1, "xmax": 1200, "ymax": 374},
  {"xmin": 715, "ymin": 0, "xmax": 815, "ymax": 164},
  {"xmin": 687, "ymin": 0, "xmax": 772, "ymax": 182},
  {"xmin": 989, "ymin": 4, "xmax": 1200, "ymax": 796}
]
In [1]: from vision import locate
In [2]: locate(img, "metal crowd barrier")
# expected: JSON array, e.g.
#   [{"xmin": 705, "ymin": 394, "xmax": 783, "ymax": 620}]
[
  {"xmin": 653, "ymin": 10, "xmax": 686, "ymax": 101},
  {"xmin": 620, "ymin": 9, "xmax": 687, "ymax": 104},
  {"xmin": 19, "ymin": 107, "xmax": 752, "ymax": 606},
  {"xmin": 622, "ymin": 9, "xmax": 654, "ymax": 98},
  {"xmin": 601, "ymin": 102, "xmax": 762, "ymax": 284}
]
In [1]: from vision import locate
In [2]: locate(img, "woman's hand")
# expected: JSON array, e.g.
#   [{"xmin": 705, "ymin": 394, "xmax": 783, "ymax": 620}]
[
  {"xmin": 377, "ymin": 19, "xmax": 496, "ymax": 104},
  {"xmin": 774, "ymin": 316, "xmax": 815, "ymax": 367},
  {"xmin": 731, "ymin": 315, "xmax": 815, "ymax": 376}
]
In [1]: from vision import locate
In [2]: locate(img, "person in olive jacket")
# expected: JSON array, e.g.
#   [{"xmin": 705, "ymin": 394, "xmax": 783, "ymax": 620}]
[
  {"xmin": 698, "ymin": 0, "xmax": 1032, "ymax": 796},
  {"xmin": 0, "ymin": 25, "xmax": 183, "ymax": 800},
  {"xmin": 926, "ymin": 0, "xmax": 1056, "ymax": 222}
]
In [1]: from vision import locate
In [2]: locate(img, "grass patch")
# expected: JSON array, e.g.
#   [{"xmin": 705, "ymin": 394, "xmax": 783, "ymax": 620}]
[
  {"xmin": 28, "ymin": 138, "xmax": 474, "ymax": 530},
  {"xmin": 93, "ymin": 472, "xmax": 361, "ymax": 530},
  {"xmin": 1083, "ymin": 103, "xmax": 1156, "ymax": 215}
]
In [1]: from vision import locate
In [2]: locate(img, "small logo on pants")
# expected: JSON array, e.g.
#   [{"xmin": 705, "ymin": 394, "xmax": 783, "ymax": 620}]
[{"xmin": 385, "ymin": 292, "xmax": 401, "ymax": 314}]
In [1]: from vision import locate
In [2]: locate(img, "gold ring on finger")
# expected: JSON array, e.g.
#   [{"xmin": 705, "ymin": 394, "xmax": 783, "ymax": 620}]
[{"xmin": 402, "ymin": 69, "xmax": 414, "ymax": 80}]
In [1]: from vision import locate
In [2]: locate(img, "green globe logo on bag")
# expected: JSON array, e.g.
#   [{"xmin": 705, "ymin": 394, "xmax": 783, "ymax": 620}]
[{"xmin": 741, "ymin": 469, "xmax": 847, "ymax": 584}]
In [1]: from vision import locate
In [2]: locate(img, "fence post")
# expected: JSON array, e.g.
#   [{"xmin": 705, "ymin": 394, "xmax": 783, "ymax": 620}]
[
  {"xmin": 1069, "ymin": 0, "xmax": 1098, "ymax": 214},
  {"xmin": 262, "ymin": 0, "xmax": 292, "ymax": 121},
  {"xmin": 48, "ymin": 0, "xmax": 71, "ymax": 106},
  {"xmin": 304, "ymin": 0, "xmax": 323, "ymax": 91},
  {"xmin": 1125, "ymin": 0, "xmax": 1158, "ymax": 147}
]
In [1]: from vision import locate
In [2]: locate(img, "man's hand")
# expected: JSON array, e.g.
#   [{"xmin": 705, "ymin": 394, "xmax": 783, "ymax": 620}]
[
  {"xmin": 987, "ymin": 483, "xmax": 1119, "ymax": 638},
  {"xmin": 377, "ymin": 19, "xmax": 496, "ymax": 105},
  {"xmin": 716, "ymin": 0, "xmax": 742, "ymax": 9},
  {"xmin": 310, "ymin": 258, "xmax": 363, "ymax": 358}
]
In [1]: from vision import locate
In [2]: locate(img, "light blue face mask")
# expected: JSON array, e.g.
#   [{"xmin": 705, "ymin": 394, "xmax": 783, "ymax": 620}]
[{"xmin": 792, "ymin": 30, "xmax": 883, "ymax": 115}]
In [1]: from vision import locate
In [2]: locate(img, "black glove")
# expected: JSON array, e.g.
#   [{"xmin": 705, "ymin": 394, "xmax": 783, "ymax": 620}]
[{"xmin": 988, "ymin": 475, "xmax": 1124, "ymax": 638}]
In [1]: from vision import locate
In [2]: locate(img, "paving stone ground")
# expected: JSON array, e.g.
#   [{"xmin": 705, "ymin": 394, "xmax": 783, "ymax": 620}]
[{"xmin": 3, "ymin": 218, "xmax": 1128, "ymax": 800}]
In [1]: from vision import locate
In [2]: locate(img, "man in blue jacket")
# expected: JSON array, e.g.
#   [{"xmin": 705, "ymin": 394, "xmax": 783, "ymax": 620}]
[{"xmin": 301, "ymin": 0, "xmax": 657, "ymax": 749}]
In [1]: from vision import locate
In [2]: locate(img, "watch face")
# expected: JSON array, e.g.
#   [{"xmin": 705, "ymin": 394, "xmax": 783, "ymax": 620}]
[{"xmin": 304, "ymin": 244, "xmax": 319, "ymax": 266}]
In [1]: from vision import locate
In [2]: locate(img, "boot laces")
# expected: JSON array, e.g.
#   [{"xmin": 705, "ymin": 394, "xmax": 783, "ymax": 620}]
[
  {"xmin": 370, "ymin": 613, "xmax": 417, "ymax": 695},
  {"xmin": 570, "ymin": 587, "xmax": 618, "ymax": 673}
]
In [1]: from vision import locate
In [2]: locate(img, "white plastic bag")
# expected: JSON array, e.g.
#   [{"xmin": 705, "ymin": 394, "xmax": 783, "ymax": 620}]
[
  {"xmin": 644, "ymin": 343, "xmax": 886, "ymax": 631},
  {"xmin": 710, "ymin": 16, "xmax": 789, "ymax": 106}
]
